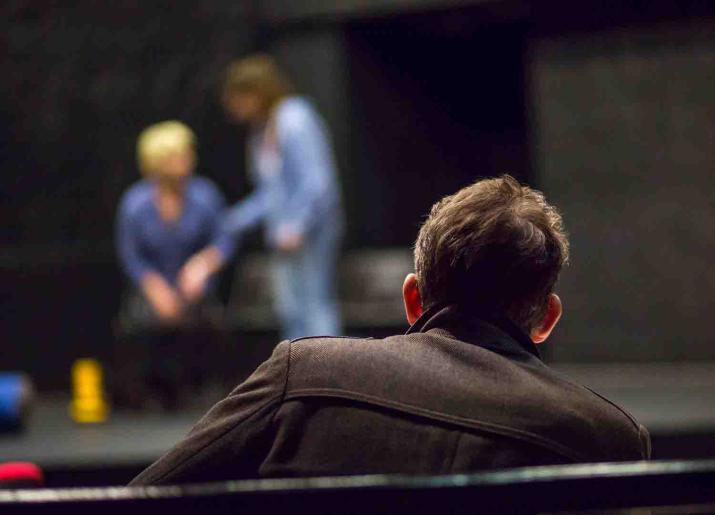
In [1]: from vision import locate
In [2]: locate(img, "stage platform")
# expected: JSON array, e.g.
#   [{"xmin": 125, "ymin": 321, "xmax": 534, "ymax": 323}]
[
  {"xmin": 0, "ymin": 392, "xmax": 216, "ymax": 486},
  {"xmin": 1, "ymin": 363, "xmax": 714, "ymax": 486}
]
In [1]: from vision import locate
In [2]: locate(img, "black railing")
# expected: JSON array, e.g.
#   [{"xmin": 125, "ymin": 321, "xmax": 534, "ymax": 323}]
[{"xmin": 2, "ymin": 460, "xmax": 715, "ymax": 514}]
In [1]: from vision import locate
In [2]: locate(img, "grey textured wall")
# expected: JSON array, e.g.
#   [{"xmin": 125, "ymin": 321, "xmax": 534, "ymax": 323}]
[{"xmin": 533, "ymin": 21, "xmax": 715, "ymax": 361}]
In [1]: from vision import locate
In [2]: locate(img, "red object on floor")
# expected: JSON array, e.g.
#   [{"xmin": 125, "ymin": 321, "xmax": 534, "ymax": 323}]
[{"xmin": 0, "ymin": 462, "xmax": 44, "ymax": 486}]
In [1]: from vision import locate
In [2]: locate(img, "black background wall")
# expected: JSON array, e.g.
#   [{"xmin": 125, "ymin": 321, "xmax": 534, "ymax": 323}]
[
  {"xmin": 1, "ymin": 1, "xmax": 258, "ymax": 389},
  {"xmin": 1, "ymin": 1, "xmax": 257, "ymax": 248},
  {"xmin": 3, "ymin": 0, "xmax": 715, "ymax": 390},
  {"xmin": 344, "ymin": 13, "xmax": 530, "ymax": 246}
]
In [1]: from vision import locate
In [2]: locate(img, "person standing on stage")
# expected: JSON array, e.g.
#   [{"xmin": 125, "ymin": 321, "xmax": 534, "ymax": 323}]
[{"xmin": 217, "ymin": 54, "xmax": 344, "ymax": 339}]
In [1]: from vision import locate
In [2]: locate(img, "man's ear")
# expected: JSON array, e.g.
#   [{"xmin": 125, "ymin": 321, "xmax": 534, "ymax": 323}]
[
  {"xmin": 530, "ymin": 293, "xmax": 562, "ymax": 345},
  {"xmin": 402, "ymin": 273, "xmax": 424, "ymax": 326}
]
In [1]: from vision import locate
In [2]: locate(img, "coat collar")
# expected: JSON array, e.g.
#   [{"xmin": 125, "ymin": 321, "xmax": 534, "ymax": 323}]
[{"xmin": 405, "ymin": 304, "xmax": 542, "ymax": 363}]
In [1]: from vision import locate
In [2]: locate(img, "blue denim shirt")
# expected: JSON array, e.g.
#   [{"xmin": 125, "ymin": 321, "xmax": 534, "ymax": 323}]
[
  {"xmin": 116, "ymin": 176, "xmax": 235, "ymax": 287},
  {"xmin": 223, "ymin": 96, "xmax": 342, "ymax": 247}
]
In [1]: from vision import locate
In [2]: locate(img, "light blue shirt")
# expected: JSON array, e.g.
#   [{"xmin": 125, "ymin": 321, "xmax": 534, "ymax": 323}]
[{"xmin": 223, "ymin": 96, "xmax": 342, "ymax": 247}]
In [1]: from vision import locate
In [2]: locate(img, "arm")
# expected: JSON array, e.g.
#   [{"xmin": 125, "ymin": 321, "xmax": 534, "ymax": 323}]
[
  {"xmin": 129, "ymin": 340, "xmax": 290, "ymax": 485},
  {"xmin": 223, "ymin": 184, "xmax": 270, "ymax": 238},
  {"xmin": 202, "ymin": 179, "xmax": 237, "ymax": 265},
  {"xmin": 115, "ymin": 197, "xmax": 153, "ymax": 288},
  {"xmin": 178, "ymin": 245, "xmax": 226, "ymax": 303},
  {"xmin": 178, "ymin": 181, "xmax": 247, "ymax": 302},
  {"xmin": 116, "ymin": 194, "xmax": 183, "ymax": 322}
]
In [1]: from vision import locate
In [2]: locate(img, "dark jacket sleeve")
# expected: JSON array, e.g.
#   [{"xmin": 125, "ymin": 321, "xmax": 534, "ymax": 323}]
[{"xmin": 129, "ymin": 341, "xmax": 290, "ymax": 485}]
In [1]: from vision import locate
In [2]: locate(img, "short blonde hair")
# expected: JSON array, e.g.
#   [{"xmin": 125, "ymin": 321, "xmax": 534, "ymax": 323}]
[
  {"xmin": 136, "ymin": 120, "xmax": 196, "ymax": 176},
  {"xmin": 222, "ymin": 54, "xmax": 293, "ymax": 111}
]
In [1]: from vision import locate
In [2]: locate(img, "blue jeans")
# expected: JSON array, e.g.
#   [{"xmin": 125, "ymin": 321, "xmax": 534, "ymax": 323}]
[{"xmin": 270, "ymin": 221, "xmax": 343, "ymax": 340}]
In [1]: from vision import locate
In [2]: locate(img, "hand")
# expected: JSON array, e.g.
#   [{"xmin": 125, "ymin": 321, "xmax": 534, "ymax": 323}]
[
  {"xmin": 276, "ymin": 230, "xmax": 304, "ymax": 253},
  {"xmin": 142, "ymin": 273, "xmax": 184, "ymax": 325},
  {"xmin": 178, "ymin": 246, "xmax": 225, "ymax": 303},
  {"xmin": 178, "ymin": 254, "xmax": 211, "ymax": 303}
]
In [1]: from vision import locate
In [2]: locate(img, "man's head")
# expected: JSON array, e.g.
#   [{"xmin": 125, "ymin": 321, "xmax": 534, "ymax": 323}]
[
  {"xmin": 136, "ymin": 121, "xmax": 196, "ymax": 187},
  {"xmin": 221, "ymin": 54, "xmax": 293, "ymax": 124},
  {"xmin": 403, "ymin": 175, "xmax": 569, "ymax": 344}
]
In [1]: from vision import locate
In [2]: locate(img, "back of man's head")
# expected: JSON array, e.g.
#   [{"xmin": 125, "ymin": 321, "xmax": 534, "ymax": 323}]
[{"xmin": 414, "ymin": 175, "xmax": 569, "ymax": 332}]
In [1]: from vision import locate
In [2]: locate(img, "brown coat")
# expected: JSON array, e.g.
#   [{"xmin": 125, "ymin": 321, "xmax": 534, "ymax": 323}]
[{"xmin": 131, "ymin": 306, "xmax": 650, "ymax": 485}]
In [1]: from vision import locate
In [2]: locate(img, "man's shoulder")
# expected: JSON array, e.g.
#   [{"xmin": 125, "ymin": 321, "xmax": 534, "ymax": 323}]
[
  {"xmin": 284, "ymin": 333, "xmax": 410, "ymax": 369},
  {"xmin": 513, "ymin": 362, "xmax": 648, "ymax": 460},
  {"xmin": 279, "ymin": 332, "xmax": 648, "ymax": 462},
  {"xmin": 283, "ymin": 334, "xmax": 385, "ymax": 369},
  {"xmin": 281, "ymin": 333, "xmax": 418, "ymax": 391}
]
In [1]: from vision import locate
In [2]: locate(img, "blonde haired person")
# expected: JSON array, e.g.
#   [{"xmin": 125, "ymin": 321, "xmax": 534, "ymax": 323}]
[
  {"xmin": 115, "ymin": 121, "xmax": 234, "ymax": 408},
  {"xmin": 218, "ymin": 54, "xmax": 344, "ymax": 339}
]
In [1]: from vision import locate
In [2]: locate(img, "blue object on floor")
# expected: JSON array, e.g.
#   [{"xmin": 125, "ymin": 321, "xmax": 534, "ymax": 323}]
[{"xmin": 0, "ymin": 373, "xmax": 29, "ymax": 431}]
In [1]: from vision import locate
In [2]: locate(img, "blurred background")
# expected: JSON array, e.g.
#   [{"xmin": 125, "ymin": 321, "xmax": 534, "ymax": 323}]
[{"xmin": 2, "ymin": 0, "xmax": 715, "ymax": 486}]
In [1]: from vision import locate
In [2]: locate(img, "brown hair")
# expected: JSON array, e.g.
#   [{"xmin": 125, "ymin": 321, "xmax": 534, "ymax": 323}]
[
  {"xmin": 414, "ymin": 175, "xmax": 569, "ymax": 332},
  {"xmin": 222, "ymin": 54, "xmax": 293, "ymax": 112}
]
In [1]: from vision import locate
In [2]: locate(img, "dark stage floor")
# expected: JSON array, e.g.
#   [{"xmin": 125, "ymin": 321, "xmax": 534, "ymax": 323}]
[
  {"xmin": 1, "ymin": 363, "xmax": 714, "ymax": 486},
  {"xmin": 0, "ymin": 391, "xmax": 217, "ymax": 485}
]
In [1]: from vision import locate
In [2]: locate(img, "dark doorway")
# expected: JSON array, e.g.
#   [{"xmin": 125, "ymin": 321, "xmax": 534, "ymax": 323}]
[{"xmin": 344, "ymin": 10, "xmax": 531, "ymax": 247}]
